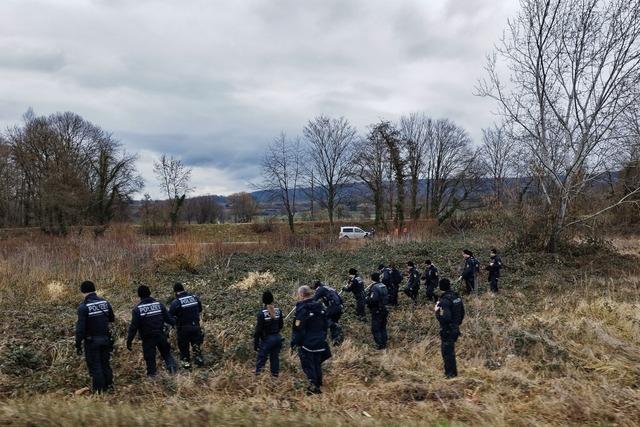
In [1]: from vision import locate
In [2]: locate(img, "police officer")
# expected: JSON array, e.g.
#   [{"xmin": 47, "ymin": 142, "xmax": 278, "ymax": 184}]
[
  {"xmin": 403, "ymin": 261, "xmax": 421, "ymax": 304},
  {"xmin": 459, "ymin": 249, "xmax": 479, "ymax": 294},
  {"xmin": 311, "ymin": 281, "xmax": 344, "ymax": 346},
  {"xmin": 343, "ymin": 268, "xmax": 366, "ymax": 321},
  {"xmin": 365, "ymin": 272, "xmax": 389, "ymax": 350},
  {"xmin": 168, "ymin": 282, "xmax": 204, "ymax": 369},
  {"xmin": 486, "ymin": 248, "xmax": 503, "ymax": 293},
  {"xmin": 435, "ymin": 278, "xmax": 465, "ymax": 378},
  {"xmin": 422, "ymin": 260, "xmax": 439, "ymax": 302},
  {"xmin": 126, "ymin": 285, "xmax": 177, "ymax": 376},
  {"xmin": 75, "ymin": 280, "xmax": 115, "ymax": 393},
  {"xmin": 291, "ymin": 285, "xmax": 331, "ymax": 395},
  {"xmin": 378, "ymin": 264, "xmax": 397, "ymax": 306},
  {"xmin": 253, "ymin": 290, "xmax": 283, "ymax": 377}
]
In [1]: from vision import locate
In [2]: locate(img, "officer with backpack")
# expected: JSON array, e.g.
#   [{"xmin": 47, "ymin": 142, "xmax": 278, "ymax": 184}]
[
  {"xmin": 422, "ymin": 260, "xmax": 439, "ymax": 302},
  {"xmin": 75, "ymin": 280, "xmax": 115, "ymax": 393},
  {"xmin": 403, "ymin": 261, "xmax": 421, "ymax": 304},
  {"xmin": 343, "ymin": 268, "xmax": 366, "ymax": 321},
  {"xmin": 459, "ymin": 249, "xmax": 479, "ymax": 294},
  {"xmin": 486, "ymin": 248, "xmax": 503, "ymax": 293},
  {"xmin": 390, "ymin": 264, "xmax": 403, "ymax": 306},
  {"xmin": 435, "ymin": 278, "xmax": 465, "ymax": 378},
  {"xmin": 291, "ymin": 285, "xmax": 331, "ymax": 395},
  {"xmin": 168, "ymin": 282, "xmax": 204, "ymax": 369},
  {"xmin": 365, "ymin": 272, "xmax": 389, "ymax": 350},
  {"xmin": 254, "ymin": 290, "xmax": 283, "ymax": 377},
  {"xmin": 312, "ymin": 281, "xmax": 344, "ymax": 346},
  {"xmin": 378, "ymin": 264, "xmax": 395, "ymax": 306}
]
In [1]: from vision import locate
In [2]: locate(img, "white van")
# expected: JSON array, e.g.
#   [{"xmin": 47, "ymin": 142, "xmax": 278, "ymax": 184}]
[{"xmin": 338, "ymin": 226, "xmax": 370, "ymax": 239}]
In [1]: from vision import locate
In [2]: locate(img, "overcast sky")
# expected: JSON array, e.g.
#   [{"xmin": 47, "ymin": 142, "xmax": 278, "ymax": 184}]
[{"xmin": 0, "ymin": 0, "xmax": 517, "ymax": 198}]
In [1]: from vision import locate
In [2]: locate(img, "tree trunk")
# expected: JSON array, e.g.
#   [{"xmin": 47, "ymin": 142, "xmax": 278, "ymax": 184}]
[
  {"xmin": 547, "ymin": 194, "xmax": 569, "ymax": 253},
  {"xmin": 287, "ymin": 212, "xmax": 295, "ymax": 233}
]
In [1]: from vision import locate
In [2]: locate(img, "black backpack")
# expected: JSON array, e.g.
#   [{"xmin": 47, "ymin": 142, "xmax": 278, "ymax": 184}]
[
  {"xmin": 326, "ymin": 286, "xmax": 343, "ymax": 307},
  {"xmin": 374, "ymin": 283, "xmax": 389, "ymax": 306},
  {"xmin": 391, "ymin": 268, "xmax": 403, "ymax": 285}
]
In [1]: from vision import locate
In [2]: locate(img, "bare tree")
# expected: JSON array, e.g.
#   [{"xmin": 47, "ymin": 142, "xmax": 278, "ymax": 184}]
[
  {"xmin": 261, "ymin": 132, "xmax": 301, "ymax": 233},
  {"xmin": 227, "ymin": 192, "xmax": 259, "ymax": 223},
  {"xmin": 477, "ymin": 0, "xmax": 640, "ymax": 251},
  {"xmin": 353, "ymin": 131, "xmax": 388, "ymax": 227},
  {"xmin": 424, "ymin": 119, "xmax": 478, "ymax": 223},
  {"xmin": 154, "ymin": 154, "xmax": 192, "ymax": 232},
  {"xmin": 479, "ymin": 124, "xmax": 516, "ymax": 203},
  {"xmin": 371, "ymin": 121, "xmax": 406, "ymax": 229},
  {"xmin": 304, "ymin": 115, "xmax": 356, "ymax": 227},
  {"xmin": 400, "ymin": 113, "xmax": 430, "ymax": 220}
]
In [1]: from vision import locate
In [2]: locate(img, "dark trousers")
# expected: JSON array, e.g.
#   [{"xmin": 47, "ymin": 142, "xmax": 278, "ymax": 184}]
[
  {"xmin": 298, "ymin": 349, "xmax": 323, "ymax": 388},
  {"xmin": 355, "ymin": 296, "xmax": 366, "ymax": 319},
  {"xmin": 370, "ymin": 309, "xmax": 388, "ymax": 349},
  {"xmin": 489, "ymin": 274, "xmax": 499, "ymax": 293},
  {"xmin": 425, "ymin": 284, "xmax": 437, "ymax": 302},
  {"xmin": 387, "ymin": 283, "xmax": 399, "ymax": 306},
  {"xmin": 464, "ymin": 277, "xmax": 475, "ymax": 294},
  {"xmin": 142, "ymin": 334, "xmax": 177, "ymax": 376},
  {"xmin": 404, "ymin": 285, "xmax": 420, "ymax": 303},
  {"xmin": 440, "ymin": 328, "xmax": 460, "ymax": 377},
  {"xmin": 255, "ymin": 334, "xmax": 282, "ymax": 376},
  {"xmin": 177, "ymin": 326, "xmax": 204, "ymax": 363},
  {"xmin": 327, "ymin": 308, "xmax": 343, "ymax": 345},
  {"xmin": 84, "ymin": 336, "xmax": 113, "ymax": 393}
]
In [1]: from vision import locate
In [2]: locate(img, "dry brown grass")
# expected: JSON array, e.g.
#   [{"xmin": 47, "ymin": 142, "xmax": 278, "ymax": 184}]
[{"xmin": 0, "ymin": 227, "xmax": 639, "ymax": 426}]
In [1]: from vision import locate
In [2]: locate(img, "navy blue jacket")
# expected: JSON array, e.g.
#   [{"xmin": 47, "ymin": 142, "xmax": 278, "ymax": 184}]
[
  {"xmin": 290, "ymin": 299, "xmax": 328, "ymax": 352},
  {"xmin": 406, "ymin": 267, "xmax": 420, "ymax": 290},
  {"xmin": 380, "ymin": 267, "xmax": 392, "ymax": 286},
  {"xmin": 75, "ymin": 293, "xmax": 115, "ymax": 349},
  {"xmin": 462, "ymin": 257, "xmax": 478, "ymax": 280},
  {"xmin": 344, "ymin": 276, "xmax": 365, "ymax": 300},
  {"xmin": 127, "ymin": 297, "xmax": 175, "ymax": 342},
  {"xmin": 488, "ymin": 255, "xmax": 503, "ymax": 277},
  {"xmin": 365, "ymin": 282, "xmax": 388, "ymax": 311},
  {"xmin": 436, "ymin": 291, "xmax": 465, "ymax": 330},
  {"xmin": 168, "ymin": 291, "xmax": 202, "ymax": 328},
  {"xmin": 422, "ymin": 265, "xmax": 439, "ymax": 287},
  {"xmin": 313, "ymin": 284, "xmax": 343, "ymax": 308},
  {"xmin": 254, "ymin": 306, "xmax": 283, "ymax": 348}
]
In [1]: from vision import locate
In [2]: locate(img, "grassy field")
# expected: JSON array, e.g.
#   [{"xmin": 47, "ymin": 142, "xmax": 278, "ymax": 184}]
[{"xmin": 0, "ymin": 224, "xmax": 638, "ymax": 426}]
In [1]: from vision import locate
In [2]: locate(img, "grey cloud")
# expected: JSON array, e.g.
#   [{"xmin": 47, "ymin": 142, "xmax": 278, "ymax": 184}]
[{"xmin": 0, "ymin": 44, "xmax": 66, "ymax": 73}]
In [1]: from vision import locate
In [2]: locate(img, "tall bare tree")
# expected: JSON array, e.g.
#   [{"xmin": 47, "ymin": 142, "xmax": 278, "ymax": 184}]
[
  {"xmin": 261, "ymin": 132, "xmax": 301, "ymax": 233},
  {"xmin": 479, "ymin": 124, "xmax": 516, "ymax": 203},
  {"xmin": 303, "ymin": 115, "xmax": 356, "ymax": 227},
  {"xmin": 400, "ymin": 113, "xmax": 430, "ymax": 220},
  {"xmin": 353, "ymin": 131, "xmax": 388, "ymax": 227},
  {"xmin": 227, "ymin": 192, "xmax": 259, "ymax": 223},
  {"xmin": 154, "ymin": 154, "xmax": 192, "ymax": 232},
  {"xmin": 478, "ymin": 0, "xmax": 640, "ymax": 251}
]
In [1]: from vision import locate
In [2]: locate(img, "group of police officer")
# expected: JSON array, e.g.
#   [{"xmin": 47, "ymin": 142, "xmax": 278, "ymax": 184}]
[{"xmin": 75, "ymin": 248, "xmax": 502, "ymax": 395}]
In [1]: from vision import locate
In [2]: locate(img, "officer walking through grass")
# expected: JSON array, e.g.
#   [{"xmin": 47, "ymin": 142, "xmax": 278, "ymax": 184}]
[
  {"xmin": 291, "ymin": 285, "xmax": 331, "ymax": 395},
  {"xmin": 253, "ymin": 290, "xmax": 283, "ymax": 377},
  {"xmin": 343, "ymin": 268, "xmax": 366, "ymax": 321},
  {"xmin": 422, "ymin": 260, "xmax": 439, "ymax": 302},
  {"xmin": 126, "ymin": 285, "xmax": 177, "ymax": 376},
  {"xmin": 366, "ymin": 272, "xmax": 389, "ymax": 350},
  {"xmin": 75, "ymin": 280, "xmax": 115, "ymax": 393},
  {"xmin": 486, "ymin": 248, "xmax": 503, "ymax": 293},
  {"xmin": 311, "ymin": 280, "xmax": 344, "ymax": 346},
  {"xmin": 168, "ymin": 282, "xmax": 204, "ymax": 369},
  {"xmin": 403, "ymin": 261, "xmax": 421, "ymax": 304},
  {"xmin": 435, "ymin": 278, "xmax": 465, "ymax": 378},
  {"xmin": 459, "ymin": 249, "xmax": 479, "ymax": 294}
]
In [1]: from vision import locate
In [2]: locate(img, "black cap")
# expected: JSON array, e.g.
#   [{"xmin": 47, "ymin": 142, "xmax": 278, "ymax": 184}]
[
  {"xmin": 348, "ymin": 268, "xmax": 357, "ymax": 275},
  {"xmin": 371, "ymin": 272, "xmax": 380, "ymax": 282},
  {"xmin": 137, "ymin": 285, "xmax": 151, "ymax": 299},
  {"xmin": 425, "ymin": 259, "xmax": 432, "ymax": 265},
  {"xmin": 463, "ymin": 249, "xmax": 473, "ymax": 256},
  {"xmin": 262, "ymin": 290, "xmax": 274, "ymax": 305},
  {"xmin": 491, "ymin": 248, "xmax": 498, "ymax": 254},
  {"xmin": 377, "ymin": 264, "xmax": 385, "ymax": 270},
  {"xmin": 439, "ymin": 278, "xmax": 451, "ymax": 292},
  {"xmin": 173, "ymin": 282, "xmax": 185, "ymax": 293},
  {"xmin": 80, "ymin": 281, "xmax": 95, "ymax": 293},
  {"xmin": 312, "ymin": 281, "xmax": 323, "ymax": 289},
  {"xmin": 407, "ymin": 261, "xmax": 415, "ymax": 267}
]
